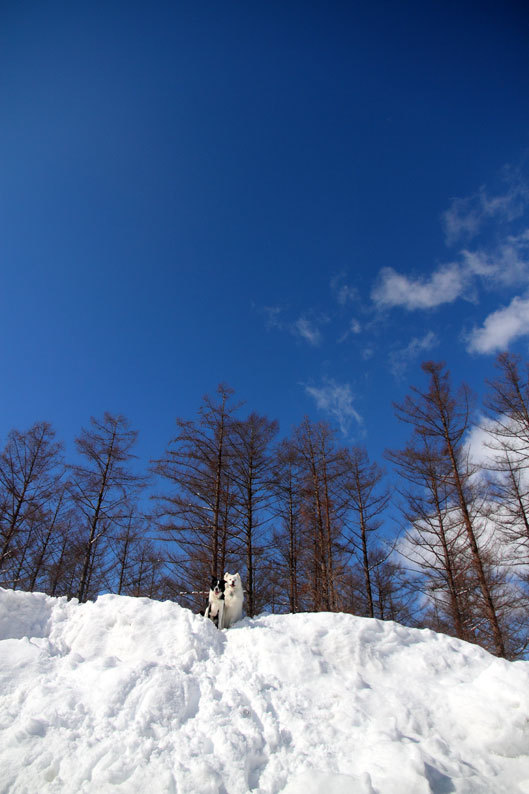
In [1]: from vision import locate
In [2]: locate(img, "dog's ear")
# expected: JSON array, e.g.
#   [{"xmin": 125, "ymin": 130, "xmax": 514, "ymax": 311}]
[{"xmin": 211, "ymin": 575, "xmax": 217, "ymax": 588}]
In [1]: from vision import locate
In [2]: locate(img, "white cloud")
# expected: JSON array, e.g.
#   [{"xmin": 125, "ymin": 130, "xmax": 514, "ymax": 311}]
[
  {"xmin": 466, "ymin": 414, "xmax": 529, "ymax": 489},
  {"xmin": 465, "ymin": 416, "xmax": 497, "ymax": 470},
  {"xmin": 466, "ymin": 292, "xmax": 529, "ymax": 354},
  {"xmin": 293, "ymin": 317, "xmax": 323, "ymax": 346},
  {"xmin": 442, "ymin": 181, "xmax": 529, "ymax": 246},
  {"xmin": 368, "ymin": 171, "xmax": 529, "ymax": 358},
  {"xmin": 442, "ymin": 196, "xmax": 483, "ymax": 245},
  {"xmin": 462, "ymin": 229, "xmax": 529, "ymax": 287},
  {"xmin": 371, "ymin": 228, "xmax": 529, "ymax": 315},
  {"xmin": 304, "ymin": 378, "xmax": 363, "ymax": 435},
  {"xmin": 371, "ymin": 264, "xmax": 465, "ymax": 310},
  {"xmin": 389, "ymin": 331, "xmax": 439, "ymax": 378}
]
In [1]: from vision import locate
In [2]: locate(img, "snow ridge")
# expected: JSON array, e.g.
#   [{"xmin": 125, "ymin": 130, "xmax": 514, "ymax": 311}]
[{"xmin": 1, "ymin": 589, "xmax": 529, "ymax": 793}]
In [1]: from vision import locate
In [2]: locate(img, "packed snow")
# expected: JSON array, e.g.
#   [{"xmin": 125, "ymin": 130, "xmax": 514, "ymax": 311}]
[{"xmin": 1, "ymin": 589, "xmax": 529, "ymax": 793}]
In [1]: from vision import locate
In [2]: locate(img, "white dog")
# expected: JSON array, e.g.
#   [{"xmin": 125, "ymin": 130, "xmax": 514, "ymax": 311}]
[{"xmin": 223, "ymin": 572, "xmax": 244, "ymax": 628}]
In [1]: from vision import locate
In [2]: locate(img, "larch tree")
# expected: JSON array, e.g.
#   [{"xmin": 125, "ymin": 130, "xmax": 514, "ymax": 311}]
[
  {"xmin": 369, "ymin": 547, "xmax": 417, "ymax": 625},
  {"xmin": 152, "ymin": 385, "xmax": 239, "ymax": 606},
  {"xmin": 229, "ymin": 412, "xmax": 278, "ymax": 617},
  {"xmin": 270, "ymin": 438, "xmax": 306, "ymax": 613},
  {"xmin": 0, "ymin": 421, "xmax": 63, "ymax": 586},
  {"xmin": 68, "ymin": 413, "xmax": 142, "ymax": 603},
  {"xmin": 27, "ymin": 485, "xmax": 69, "ymax": 592},
  {"xmin": 343, "ymin": 445, "xmax": 390, "ymax": 618},
  {"xmin": 387, "ymin": 436, "xmax": 471, "ymax": 641},
  {"xmin": 394, "ymin": 361, "xmax": 506, "ymax": 657},
  {"xmin": 484, "ymin": 352, "xmax": 529, "ymax": 563},
  {"xmin": 484, "ymin": 352, "xmax": 529, "ymax": 463},
  {"xmin": 110, "ymin": 507, "xmax": 151, "ymax": 596},
  {"xmin": 293, "ymin": 418, "xmax": 347, "ymax": 612}
]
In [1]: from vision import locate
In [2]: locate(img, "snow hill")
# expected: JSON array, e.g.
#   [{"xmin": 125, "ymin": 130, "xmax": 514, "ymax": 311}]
[{"xmin": 1, "ymin": 591, "xmax": 529, "ymax": 794}]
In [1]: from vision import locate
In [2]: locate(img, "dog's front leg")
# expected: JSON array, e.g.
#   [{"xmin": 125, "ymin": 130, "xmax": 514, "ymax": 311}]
[
  {"xmin": 204, "ymin": 604, "xmax": 210, "ymax": 620},
  {"xmin": 217, "ymin": 601, "xmax": 224, "ymax": 630}
]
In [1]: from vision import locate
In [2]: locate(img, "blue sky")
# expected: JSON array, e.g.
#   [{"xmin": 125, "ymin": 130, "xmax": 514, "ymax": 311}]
[{"xmin": 1, "ymin": 1, "xmax": 529, "ymax": 469}]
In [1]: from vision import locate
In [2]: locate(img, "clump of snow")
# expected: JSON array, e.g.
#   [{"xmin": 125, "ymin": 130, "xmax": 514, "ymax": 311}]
[{"xmin": 1, "ymin": 589, "xmax": 529, "ymax": 793}]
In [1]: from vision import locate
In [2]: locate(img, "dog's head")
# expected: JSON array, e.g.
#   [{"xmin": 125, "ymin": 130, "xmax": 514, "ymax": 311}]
[
  {"xmin": 210, "ymin": 576, "xmax": 225, "ymax": 597},
  {"xmin": 224, "ymin": 572, "xmax": 242, "ymax": 592}
]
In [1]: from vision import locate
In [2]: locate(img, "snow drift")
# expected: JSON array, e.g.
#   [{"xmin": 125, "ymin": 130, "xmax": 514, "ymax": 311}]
[{"xmin": 1, "ymin": 589, "xmax": 529, "ymax": 794}]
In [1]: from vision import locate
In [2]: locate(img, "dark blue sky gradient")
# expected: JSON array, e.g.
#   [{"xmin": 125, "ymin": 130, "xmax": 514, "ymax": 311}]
[{"xmin": 1, "ymin": 1, "xmax": 529, "ymax": 466}]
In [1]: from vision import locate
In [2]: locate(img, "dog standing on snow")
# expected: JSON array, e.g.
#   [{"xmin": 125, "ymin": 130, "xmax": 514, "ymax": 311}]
[
  {"xmin": 223, "ymin": 572, "xmax": 244, "ymax": 628},
  {"xmin": 204, "ymin": 576, "xmax": 225, "ymax": 629}
]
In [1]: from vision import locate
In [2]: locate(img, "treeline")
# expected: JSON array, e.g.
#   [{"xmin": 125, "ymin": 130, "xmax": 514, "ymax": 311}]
[{"xmin": 1, "ymin": 353, "xmax": 528, "ymax": 658}]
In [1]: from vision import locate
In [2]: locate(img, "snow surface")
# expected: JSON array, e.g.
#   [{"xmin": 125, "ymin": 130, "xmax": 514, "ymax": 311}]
[{"xmin": 1, "ymin": 589, "xmax": 529, "ymax": 794}]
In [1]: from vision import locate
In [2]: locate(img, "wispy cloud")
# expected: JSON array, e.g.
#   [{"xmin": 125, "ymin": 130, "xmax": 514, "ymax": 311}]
[
  {"xmin": 304, "ymin": 378, "xmax": 363, "ymax": 436},
  {"xmin": 262, "ymin": 306, "xmax": 327, "ymax": 347},
  {"xmin": 462, "ymin": 229, "xmax": 529, "ymax": 287},
  {"xmin": 442, "ymin": 179, "xmax": 529, "ymax": 246},
  {"xmin": 466, "ymin": 292, "xmax": 529, "ymax": 354},
  {"xmin": 361, "ymin": 346, "xmax": 375, "ymax": 361},
  {"xmin": 389, "ymin": 331, "xmax": 439, "ymax": 378},
  {"xmin": 338, "ymin": 317, "xmax": 362, "ymax": 343},
  {"xmin": 262, "ymin": 305, "xmax": 284, "ymax": 330},
  {"xmin": 330, "ymin": 272, "xmax": 358, "ymax": 305},
  {"xmin": 293, "ymin": 317, "xmax": 323, "ymax": 346}
]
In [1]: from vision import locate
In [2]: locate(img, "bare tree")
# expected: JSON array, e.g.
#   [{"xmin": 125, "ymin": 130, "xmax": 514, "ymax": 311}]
[
  {"xmin": 484, "ymin": 352, "xmax": 529, "ymax": 562},
  {"xmin": 68, "ymin": 413, "xmax": 142, "ymax": 603},
  {"xmin": 370, "ymin": 549, "xmax": 418, "ymax": 624},
  {"xmin": 229, "ymin": 412, "xmax": 278, "ymax": 616},
  {"xmin": 28, "ymin": 486, "xmax": 68, "ymax": 592},
  {"xmin": 387, "ymin": 437, "xmax": 471, "ymax": 641},
  {"xmin": 343, "ymin": 446, "xmax": 390, "ymax": 618},
  {"xmin": 485, "ymin": 352, "xmax": 529, "ymax": 464},
  {"xmin": 0, "ymin": 422, "xmax": 63, "ymax": 585},
  {"xmin": 108, "ymin": 507, "xmax": 146, "ymax": 595},
  {"xmin": 152, "ymin": 385, "xmax": 239, "ymax": 606},
  {"xmin": 270, "ymin": 439, "xmax": 306, "ymax": 613},
  {"xmin": 394, "ymin": 362, "xmax": 506, "ymax": 657},
  {"xmin": 135, "ymin": 542, "xmax": 166, "ymax": 599},
  {"xmin": 48, "ymin": 511, "xmax": 81, "ymax": 597},
  {"xmin": 293, "ymin": 419, "xmax": 347, "ymax": 611}
]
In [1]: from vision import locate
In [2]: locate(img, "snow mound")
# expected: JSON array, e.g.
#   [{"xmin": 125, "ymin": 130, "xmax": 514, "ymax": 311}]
[{"xmin": 1, "ymin": 589, "xmax": 529, "ymax": 793}]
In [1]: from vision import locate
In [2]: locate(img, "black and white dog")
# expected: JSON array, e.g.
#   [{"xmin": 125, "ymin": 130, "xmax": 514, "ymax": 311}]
[{"xmin": 204, "ymin": 576, "xmax": 225, "ymax": 629}]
